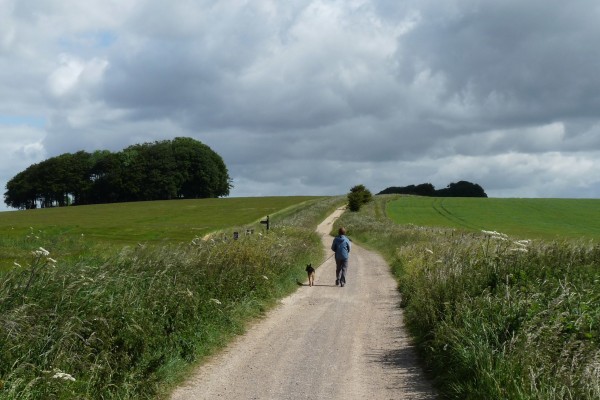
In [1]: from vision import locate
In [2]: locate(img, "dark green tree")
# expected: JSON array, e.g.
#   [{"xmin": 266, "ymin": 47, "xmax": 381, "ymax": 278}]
[
  {"xmin": 435, "ymin": 181, "xmax": 487, "ymax": 197},
  {"xmin": 88, "ymin": 151, "xmax": 124, "ymax": 203},
  {"xmin": 4, "ymin": 137, "xmax": 232, "ymax": 209},
  {"xmin": 347, "ymin": 184, "xmax": 372, "ymax": 212},
  {"xmin": 378, "ymin": 183, "xmax": 436, "ymax": 196},
  {"xmin": 4, "ymin": 169, "xmax": 36, "ymax": 209}
]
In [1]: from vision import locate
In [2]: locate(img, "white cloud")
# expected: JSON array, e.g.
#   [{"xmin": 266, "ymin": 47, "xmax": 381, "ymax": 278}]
[{"xmin": 47, "ymin": 54, "xmax": 108, "ymax": 98}]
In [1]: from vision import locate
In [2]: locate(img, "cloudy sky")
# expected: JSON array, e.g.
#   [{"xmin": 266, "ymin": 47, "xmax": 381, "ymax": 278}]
[{"xmin": 2, "ymin": 0, "xmax": 600, "ymax": 210}]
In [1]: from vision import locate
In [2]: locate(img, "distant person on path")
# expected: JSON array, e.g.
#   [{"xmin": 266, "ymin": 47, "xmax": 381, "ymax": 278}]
[{"xmin": 331, "ymin": 227, "xmax": 351, "ymax": 287}]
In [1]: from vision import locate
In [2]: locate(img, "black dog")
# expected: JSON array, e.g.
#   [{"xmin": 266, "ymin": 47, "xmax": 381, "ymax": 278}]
[{"xmin": 305, "ymin": 263, "xmax": 315, "ymax": 287}]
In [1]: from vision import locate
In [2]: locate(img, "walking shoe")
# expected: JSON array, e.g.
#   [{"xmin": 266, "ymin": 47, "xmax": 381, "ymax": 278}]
[
  {"xmin": 340, "ymin": 283, "xmax": 345, "ymax": 287},
  {"xmin": 335, "ymin": 279, "xmax": 339, "ymax": 286}
]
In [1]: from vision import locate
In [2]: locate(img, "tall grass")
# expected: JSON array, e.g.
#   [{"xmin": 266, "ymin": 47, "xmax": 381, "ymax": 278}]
[
  {"xmin": 0, "ymin": 197, "xmax": 343, "ymax": 399},
  {"xmin": 336, "ymin": 196, "xmax": 600, "ymax": 399}
]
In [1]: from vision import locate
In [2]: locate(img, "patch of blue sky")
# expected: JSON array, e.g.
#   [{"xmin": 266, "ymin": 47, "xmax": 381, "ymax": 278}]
[
  {"xmin": 0, "ymin": 115, "xmax": 46, "ymax": 128},
  {"xmin": 59, "ymin": 30, "xmax": 117, "ymax": 52},
  {"xmin": 94, "ymin": 30, "xmax": 117, "ymax": 47}
]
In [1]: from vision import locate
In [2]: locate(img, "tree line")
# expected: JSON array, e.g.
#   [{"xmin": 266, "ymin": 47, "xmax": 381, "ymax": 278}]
[
  {"xmin": 4, "ymin": 137, "xmax": 232, "ymax": 210},
  {"xmin": 378, "ymin": 181, "xmax": 487, "ymax": 197}
]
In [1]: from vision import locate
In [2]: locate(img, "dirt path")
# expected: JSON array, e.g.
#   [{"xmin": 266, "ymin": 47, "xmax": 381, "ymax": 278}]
[{"xmin": 170, "ymin": 207, "xmax": 437, "ymax": 399}]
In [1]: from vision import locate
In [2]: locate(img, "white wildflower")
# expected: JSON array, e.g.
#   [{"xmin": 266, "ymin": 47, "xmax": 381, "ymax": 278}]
[
  {"xmin": 509, "ymin": 247, "xmax": 528, "ymax": 253},
  {"xmin": 52, "ymin": 371, "xmax": 76, "ymax": 382},
  {"xmin": 425, "ymin": 248, "xmax": 434, "ymax": 255},
  {"xmin": 187, "ymin": 289, "xmax": 193, "ymax": 297},
  {"xmin": 514, "ymin": 240, "xmax": 531, "ymax": 247},
  {"xmin": 33, "ymin": 247, "xmax": 50, "ymax": 257},
  {"xmin": 481, "ymin": 230, "xmax": 508, "ymax": 239},
  {"xmin": 262, "ymin": 275, "xmax": 269, "ymax": 280},
  {"xmin": 13, "ymin": 262, "xmax": 22, "ymax": 268},
  {"xmin": 47, "ymin": 257, "xmax": 57, "ymax": 263},
  {"xmin": 210, "ymin": 298, "xmax": 222, "ymax": 305}
]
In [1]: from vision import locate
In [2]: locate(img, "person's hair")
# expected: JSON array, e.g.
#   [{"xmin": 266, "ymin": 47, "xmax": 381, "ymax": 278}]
[{"xmin": 338, "ymin": 227, "xmax": 346, "ymax": 235}]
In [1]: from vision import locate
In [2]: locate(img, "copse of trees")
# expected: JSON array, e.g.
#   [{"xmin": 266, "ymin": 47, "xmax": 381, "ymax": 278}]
[
  {"xmin": 4, "ymin": 137, "xmax": 232, "ymax": 210},
  {"xmin": 378, "ymin": 180, "xmax": 487, "ymax": 198}
]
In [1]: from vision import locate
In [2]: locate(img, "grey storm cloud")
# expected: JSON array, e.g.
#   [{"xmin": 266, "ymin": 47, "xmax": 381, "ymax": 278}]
[
  {"xmin": 1, "ymin": 0, "xmax": 600, "ymax": 210},
  {"xmin": 393, "ymin": 1, "xmax": 600, "ymax": 124}
]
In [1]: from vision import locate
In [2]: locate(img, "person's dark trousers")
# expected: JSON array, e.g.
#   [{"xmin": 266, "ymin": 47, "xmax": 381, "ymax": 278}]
[{"xmin": 335, "ymin": 258, "xmax": 348, "ymax": 286}]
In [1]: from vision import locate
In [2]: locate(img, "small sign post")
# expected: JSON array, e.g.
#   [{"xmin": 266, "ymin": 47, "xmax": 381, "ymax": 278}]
[{"xmin": 260, "ymin": 215, "xmax": 270, "ymax": 232}]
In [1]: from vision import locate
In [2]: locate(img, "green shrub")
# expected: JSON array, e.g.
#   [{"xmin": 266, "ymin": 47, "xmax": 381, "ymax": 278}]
[{"xmin": 347, "ymin": 185, "xmax": 372, "ymax": 212}]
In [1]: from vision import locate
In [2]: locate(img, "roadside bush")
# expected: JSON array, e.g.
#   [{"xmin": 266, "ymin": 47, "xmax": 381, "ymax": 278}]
[{"xmin": 347, "ymin": 184, "xmax": 372, "ymax": 212}]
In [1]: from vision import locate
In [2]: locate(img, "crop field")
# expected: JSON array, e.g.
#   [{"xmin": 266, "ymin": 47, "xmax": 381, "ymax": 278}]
[
  {"xmin": 0, "ymin": 196, "xmax": 321, "ymax": 243},
  {"xmin": 0, "ymin": 196, "xmax": 322, "ymax": 272},
  {"xmin": 386, "ymin": 196, "xmax": 600, "ymax": 240}
]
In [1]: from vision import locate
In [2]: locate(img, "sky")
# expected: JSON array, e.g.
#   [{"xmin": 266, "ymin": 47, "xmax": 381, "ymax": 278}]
[{"xmin": 2, "ymin": 0, "xmax": 600, "ymax": 211}]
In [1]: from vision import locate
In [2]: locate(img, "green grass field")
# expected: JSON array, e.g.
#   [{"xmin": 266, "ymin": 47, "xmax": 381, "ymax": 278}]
[
  {"xmin": 386, "ymin": 196, "xmax": 600, "ymax": 240},
  {"xmin": 0, "ymin": 197, "xmax": 320, "ymax": 242},
  {"xmin": 0, "ymin": 196, "xmax": 322, "ymax": 270}
]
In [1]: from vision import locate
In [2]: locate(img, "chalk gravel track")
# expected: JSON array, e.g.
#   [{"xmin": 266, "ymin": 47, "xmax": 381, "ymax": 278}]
[{"xmin": 171, "ymin": 208, "xmax": 437, "ymax": 400}]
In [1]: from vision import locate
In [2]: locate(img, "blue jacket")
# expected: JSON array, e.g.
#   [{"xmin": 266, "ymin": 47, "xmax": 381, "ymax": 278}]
[{"xmin": 331, "ymin": 235, "xmax": 351, "ymax": 260}]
